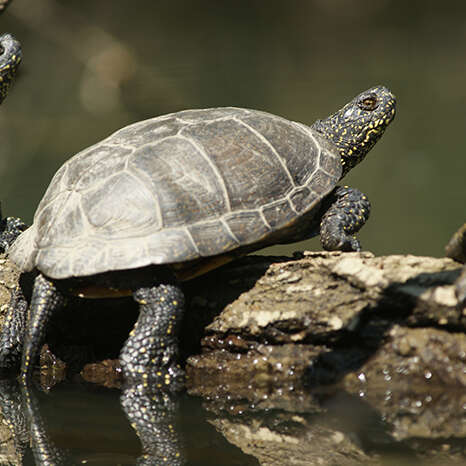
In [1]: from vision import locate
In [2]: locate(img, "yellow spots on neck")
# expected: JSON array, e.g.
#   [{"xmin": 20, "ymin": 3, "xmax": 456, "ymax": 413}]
[{"xmin": 363, "ymin": 128, "xmax": 381, "ymax": 144}]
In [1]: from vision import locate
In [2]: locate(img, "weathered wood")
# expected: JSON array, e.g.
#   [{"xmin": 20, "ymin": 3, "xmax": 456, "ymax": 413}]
[{"xmin": 1, "ymin": 250, "xmax": 465, "ymax": 463}]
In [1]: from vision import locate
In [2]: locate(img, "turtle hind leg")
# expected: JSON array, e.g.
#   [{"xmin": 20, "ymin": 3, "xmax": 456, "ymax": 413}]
[
  {"xmin": 0, "ymin": 203, "xmax": 27, "ymax": 252},
  {"xmin": 121, "ymin": 283, "xmax": 185, "ymax": 389},
  {"xmin": 320, "ymin": 186, "xmax": 371, "ymax": 252},
  {"xmin": 20, "ymin": 274, "xmax": 65, "ymax": 384}
]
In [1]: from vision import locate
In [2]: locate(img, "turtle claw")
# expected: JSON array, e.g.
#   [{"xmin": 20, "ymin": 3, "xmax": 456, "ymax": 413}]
[
  {"xmin": 347, "ymin": 237, "xmax": 362, "ymax": 253},
  {"xmin": 322, "ymin": 234, "xmax": 361, "ymax": 253}
]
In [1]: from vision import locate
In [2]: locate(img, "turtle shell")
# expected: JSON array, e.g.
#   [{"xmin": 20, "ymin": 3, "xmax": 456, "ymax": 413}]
[{"xmin": 10, "ymin": 107, "xmax": 341, "ymax": 279}]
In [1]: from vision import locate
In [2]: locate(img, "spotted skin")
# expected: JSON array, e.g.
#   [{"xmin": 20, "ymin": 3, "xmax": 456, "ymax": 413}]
[
  {"xmin": 0, "ymin": 33, "xmax": 24, "ymax": 252},
  {"xmin": 311, "ymin": 86, "xmax": 395, "ymax": 252},
  {"xmin": 0, "ymin": 204, "xmax": 27, "ymax": 253},
  {"xmin": 312, "ymin": 86, "xmax": 396, "ymax": 177},
  {"xmin": 18, "ymin": 274, "xmax": 186, "ymax": 388},
  {"xmin": 121, "ymin": 384, "xmax": 185, "ymax": 464},
  {"xmin": 0, "ymin": 379, "xmax": 29, "ymax": 461},
  {"xmin": 320, "ymin": 186, "xmax": 371, "ymax": 252},
  {"xmin": 0, "ymin": 31, "xmax": 23, "ymax": 250},
  {"xmin": 21, "ymin": 384, "xmax": 69, "ymax": 465},
  {"xmin": 0, "ymin": 33, "xmax": 21, "ymax": 104},
  {"xmin": 121, "ymin": 284, "xmax": 185, "ymax": 388},
  {"xmin": 0, "ymin": 86, "xmax": 396, "ymax": 387},
  {"xmin": 0, "ymin": 381, "xmax": 73, "ymax": 464},
  {"xmin": 20, "ymin": 274, "xmax": 65, "ymax": 383},
  {"xmin": 0, "ymin": 33, "xmax": 24, "ymax": 250},
  {"xmin": 0, "ymin": 31, "xmax": 28, "ymax": 373},
  {"xmin": 0, "ymin": 209, "xmax": 29, "ymax": 374},
  {"xmin": 0, "ymin": 284, "xmax": 28, "ymax": 370},
  {"xmin": 0, "ymin": 376, "xmax": 184, "ymax": 465}
]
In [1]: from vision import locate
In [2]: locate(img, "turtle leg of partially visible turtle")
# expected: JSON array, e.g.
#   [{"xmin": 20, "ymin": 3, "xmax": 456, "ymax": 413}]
[
  {"xmin": 0, "ymin": 204, "xmax": 28, "ymax": 252},
  {"xmin": 320, "ymin": 186, "xmax": 371, "ymax": 252},
  {"xmin": 0, "ymin": 284, "xmax": 29, "ymax": 371},
  {"xmin": 0, "ymin": 205, "xmax": 31, "ymax": 372},
  {"xmin": 121, "ymin": 283, "xmax": 185, "ymax": 389},
  {"xmin": 20, "ymin": 274, "xmax": 65, "ymax": 383}
]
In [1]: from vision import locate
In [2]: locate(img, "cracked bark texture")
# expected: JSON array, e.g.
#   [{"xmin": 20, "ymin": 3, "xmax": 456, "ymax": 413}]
[
  {"xmin": 1, "ymin": 250, "xmax": 465, "ymax": 464},
  {"xmin": 182, "ymin": 251, "xmax": 465, "ymax": 466},
  {"xmin": 184, "ymin": 251, "xmax": 464, "ymax": 390}
]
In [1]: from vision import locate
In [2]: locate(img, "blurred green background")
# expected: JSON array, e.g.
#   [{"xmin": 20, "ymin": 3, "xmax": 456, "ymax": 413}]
[{"xmin": 0, "ymin": 0, "xmax": 464, "ymax": 258}]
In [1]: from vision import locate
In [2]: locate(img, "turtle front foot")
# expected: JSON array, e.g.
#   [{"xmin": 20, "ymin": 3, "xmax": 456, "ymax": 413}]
[
  {"xmin": 0, "ymin": 205, "xmax": 27, "ymax": 252},
  {"xmin": 320, "ymin": 186, "xmax": 371, "ymax": 252}
]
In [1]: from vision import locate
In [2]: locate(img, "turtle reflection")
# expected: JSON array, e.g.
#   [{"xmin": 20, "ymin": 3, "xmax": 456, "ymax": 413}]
[
  {"xmin": 121, "ymin": 384, "xmax": 185, "ymax": 465},
  {"xmin": 0, "ymin": 380, "xmax": 185, "ymax": 465}
]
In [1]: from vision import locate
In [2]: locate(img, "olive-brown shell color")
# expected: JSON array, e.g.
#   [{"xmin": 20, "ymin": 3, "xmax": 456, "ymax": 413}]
[{"xmin": 10, "ymin": 107, "xmax": 340, "ymax": 279}]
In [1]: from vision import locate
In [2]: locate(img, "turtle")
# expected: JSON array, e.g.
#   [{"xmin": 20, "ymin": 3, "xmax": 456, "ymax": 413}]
[
  {"xmin": 0, "ymin": 85, "xmax": 396, "ymax": 387},
  {"xmin": 0, "ymin": 32, "xmax": 21, "ymax": 105},
  {"xmin": 445, "ymin": 223, "xmax": 466, "ymax": 308},
  {"xmin": 0, "ymin": 33, "xmax": 24, "ymax": 249}
]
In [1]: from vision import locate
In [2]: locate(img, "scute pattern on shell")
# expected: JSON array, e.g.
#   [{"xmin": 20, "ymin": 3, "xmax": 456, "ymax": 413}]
[{"xmin": 9, "ymin": 108, "xmax": 341, "ymax": 279}]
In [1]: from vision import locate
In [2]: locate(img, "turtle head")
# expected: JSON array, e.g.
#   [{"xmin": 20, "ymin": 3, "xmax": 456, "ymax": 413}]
[
  {"xmin": 312, "ymin": 86, "xmax": 396, "ymax": 177},
  {"xmin": 0, "ymin": 33, "xmax": 22, "ymax": 105}
]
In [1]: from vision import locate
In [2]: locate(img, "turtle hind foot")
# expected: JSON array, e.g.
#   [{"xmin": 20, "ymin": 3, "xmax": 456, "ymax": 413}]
[{"xmin": 320, "ymin": 186, "xmax": 371, "ymax": 252}]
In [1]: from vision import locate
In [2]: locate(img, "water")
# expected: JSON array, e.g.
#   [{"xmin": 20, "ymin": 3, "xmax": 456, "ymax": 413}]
[
  {"xmin": 0, "ymin": 1, "xmax": 465, "ymax": 464},
  {"xmin": 0, "ymin": 0, "xmax": 465, "ymax": 257},
  {"xmin": 1, "ymin": 379, "xmax": 462, "ymax": 465}
]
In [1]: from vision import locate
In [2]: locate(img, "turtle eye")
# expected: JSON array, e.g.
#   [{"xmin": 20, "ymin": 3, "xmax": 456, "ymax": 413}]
[{"xmin": 358, "ymin": 95, "xmax": 378, "ymax": 111}]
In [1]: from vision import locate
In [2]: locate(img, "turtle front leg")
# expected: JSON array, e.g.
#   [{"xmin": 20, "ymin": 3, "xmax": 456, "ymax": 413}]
[
  {"xmin": 0, "ymin": 204, "xmax": 27, "ymax": 252},
  {"xmin": 121, "ymin": 283, "xmax": 185, "ymax": 389},
  {"xmin": 20, "ymin": 274, "xmax": 65, "ymax": 384},
  {"xmin": 320, "ymin": 186, "xmax": 371, "ymax": 252}
]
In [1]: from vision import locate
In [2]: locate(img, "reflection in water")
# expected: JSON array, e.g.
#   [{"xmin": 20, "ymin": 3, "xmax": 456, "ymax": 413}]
[
  {"xmin": 0, "ymin": 377, "xmax": 464, "ymax": 465},
  {"xmin": 120, "ymin": 383, "xmax": 185, "ymax": 465},
  {"xmin": 188, "ymin": 379, "xmax": 466, "ymax": 466},
  {"xmin": 20, "ymin": 383, "xmax": 68, "ymax": 465},
  {"xmin": 0, "ymin": 379, "xmax": 186, "ymax": 465},
  {"xmin": 0, "ymin": 379, "xmax": 28, "ymax": 465}
]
